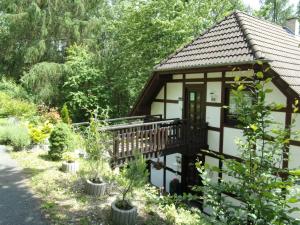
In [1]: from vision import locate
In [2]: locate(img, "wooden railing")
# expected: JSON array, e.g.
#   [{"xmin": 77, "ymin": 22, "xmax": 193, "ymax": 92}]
[
  {"xmin": 105, "ymin": 120, "xmax": 208, "ymax": 164},
  {"xmin": 72, "ymin": 116, "xmax": 208, "ymax": 165}
]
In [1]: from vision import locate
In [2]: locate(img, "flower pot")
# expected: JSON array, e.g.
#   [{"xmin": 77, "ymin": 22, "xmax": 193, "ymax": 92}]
[
  {"xmin": 85, "ymin": 179, "xmax": 107, "ymax": 196},
  {"xmin": 111, "ymin": 200, "xmax": 137, "ymax": 225},
  {"xmin": 61, "ymin": 161, "xmax": 79, "ymax": 173}
]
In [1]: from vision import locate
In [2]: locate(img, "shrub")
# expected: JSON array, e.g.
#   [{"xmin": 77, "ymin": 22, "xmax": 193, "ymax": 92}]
[
  {"xmin": 0, "ymin": 92, "xmax": 37, "ymax": 119},
  {"xmin": 0, "ymin": 77, "xmax": 30, "ymax": 100},
  {"xmin": 48, "ymin": 123, "xmax": 72, "ymax": 160},
  {"xmin": 62, "ymin": 151, "xmax": 78, "ymax": 163},
  {"xmin": 61, "ymin": 103, "xmax": 71, "ymax": 124},
  {"xmin": 0, "ymin": 121, "xmax": 31, "ymax": 150},
  {"xmin": 28, "ymin": 122, "xmax": 53, "ymax": 144},
  {"xmin": 116, "ymin": 151, "xmax": 148, "ymax": 209},
  {"xmin": 38, "ymin": 104, "xmax": 61, "ymax": 124}
]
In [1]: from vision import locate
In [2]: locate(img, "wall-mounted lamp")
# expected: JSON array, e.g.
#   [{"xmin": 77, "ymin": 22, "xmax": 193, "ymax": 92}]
[{"xmin": 210, "ymin": 92, "xmax": 217, "ymax": 102}]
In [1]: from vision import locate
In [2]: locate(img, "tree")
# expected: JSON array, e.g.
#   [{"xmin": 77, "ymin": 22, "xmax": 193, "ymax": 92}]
[
  {"xmin": 197, "ymin": 67, "xmax": 300, "ymax": 224},
  {"xmin": 255, "ymin": 0, "xmax": 294, "ymax": 24},
  {"xmin": 60, "ymin": 103, "xmax": 71, "ymax": 124},
  {"xmin": 0, "ymin": 0, "xmax": 110, "ymax": 78},
  {"xmin": 297, "ymin": 0, "xmax": 300, "ymax": 18}
]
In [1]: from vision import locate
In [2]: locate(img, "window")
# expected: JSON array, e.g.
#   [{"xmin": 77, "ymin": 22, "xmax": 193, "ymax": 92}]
[{"xmin": 224, "ymin": 87, "xmax": 253, "ymax": 125}]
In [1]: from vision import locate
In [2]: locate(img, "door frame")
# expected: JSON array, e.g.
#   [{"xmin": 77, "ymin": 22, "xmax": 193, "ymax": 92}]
[{"xmin": 183, "ymin": 84, "xmax": 206, "ymax": 122}]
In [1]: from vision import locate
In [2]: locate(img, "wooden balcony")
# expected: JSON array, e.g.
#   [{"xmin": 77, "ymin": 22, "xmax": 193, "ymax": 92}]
[{"xmin": 73, "ymin": 115, "xmax": 208, "ymax": 166}]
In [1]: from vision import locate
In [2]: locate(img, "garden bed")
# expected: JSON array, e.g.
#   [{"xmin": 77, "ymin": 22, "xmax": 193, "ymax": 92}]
[{"xmin": 10, "ymin": 149, "xmax": 205, "ymax": 225}]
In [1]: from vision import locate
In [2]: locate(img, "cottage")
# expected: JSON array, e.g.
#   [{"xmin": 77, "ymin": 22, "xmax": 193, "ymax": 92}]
[{"xmin": 125, "ymin": 11, "xmax": 300, "ymax": 217}]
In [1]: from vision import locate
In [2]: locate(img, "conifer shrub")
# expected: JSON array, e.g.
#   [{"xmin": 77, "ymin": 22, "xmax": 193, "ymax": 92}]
[
  {"xmin": 61, "ymin": 103, "xmax": 71, "ymax": 124},
  {"xmin": 48, "ymin": 123, "xmax": 72, "ymax": 160}
]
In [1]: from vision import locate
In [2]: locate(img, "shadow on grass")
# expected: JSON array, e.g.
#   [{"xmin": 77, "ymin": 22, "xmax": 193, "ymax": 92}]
[{"xmin": 38, "ymin": 153, "xmax": 54, "ymax": 161}]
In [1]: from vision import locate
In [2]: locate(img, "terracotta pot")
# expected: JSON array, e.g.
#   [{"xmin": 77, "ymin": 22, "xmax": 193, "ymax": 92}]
[
  {"xmin": 111, "ymin": 200, "xmax": 137, "ymax": 225},
  {"xmin": 61, "ymin": 161, "xmax": 79, "ymax": 173},
  {"xmin": 85, "ymin": 179, "xmax": 107, "ymax": 196}
]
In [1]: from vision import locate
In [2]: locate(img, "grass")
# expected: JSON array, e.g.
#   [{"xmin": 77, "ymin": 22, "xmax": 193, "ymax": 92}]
[
  {"xmin": 10, "ymin": 149, "xmax": 211, "ymax": 225},
  {"xmin": 9, "ymin": 149, "xmax": 171, "ymax": 225}
]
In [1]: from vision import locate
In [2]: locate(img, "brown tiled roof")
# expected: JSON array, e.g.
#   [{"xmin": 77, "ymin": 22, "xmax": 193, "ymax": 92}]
[{"xmin": 154, "ymin": 11, "xmax": 300, "ymax": 94}]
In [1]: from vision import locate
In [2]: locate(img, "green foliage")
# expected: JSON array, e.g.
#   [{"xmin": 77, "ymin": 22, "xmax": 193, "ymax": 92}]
[
  {"xmin": 28, "ymin": 121, "xmax": 53, "ymax": 144},
  {"xmin": 0, "ymin": 0, "xmax": 245, "ymax": 120},
  {"xmin": 60, "ymin": 103, "xmax": 71, "ymax": 124},
  {"xmin": 84, "ymin": 108, "xmax": 111, "ymax": 182},
  {"xmin": 0, "ymin": 91, "xmax": 37, "ymax": 119},
  {"xmin": 0, "ymin": 121, "xmax": 31, "ymax": 150},
  {"xmin": 21, "ymin": 62, "xmax": 65, "ymax": 105},
  {"xmin": 62, "ymin": 151, "xmax": 78, "ymax": 163},
  {"xmin": 0, "ymin": 77, "xmax": 30, "ymax": 100},
  {"xmin": 255, "ymin": 0, "xmax": 294, "ymax": 24},
  {"xmin": 48, "ymin": 123, "xmax": 72, "ymax": 160},
  {"xmin": 64, "ymin": 45, "xmax": 104, "ymax": 120},
  {"xmin": 197, "ymin": 69, "xmax": 300, "ymax": 224},
  {"xmin": 116, "ymin": 151, "xmax": 149, "ymax": 209}
]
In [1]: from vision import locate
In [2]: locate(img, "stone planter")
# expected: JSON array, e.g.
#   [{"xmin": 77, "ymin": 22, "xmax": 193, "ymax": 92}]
[
  {"xmin": 85, "ymin": 179, "xmax": 107, "ymax": 196},
  {"xmin": 61, "ymin": 161, "xmax": 79, "ymax": 173},
  {"xmin": 111, "ymin": 200, "xmax": 137, "ymax": 225}
]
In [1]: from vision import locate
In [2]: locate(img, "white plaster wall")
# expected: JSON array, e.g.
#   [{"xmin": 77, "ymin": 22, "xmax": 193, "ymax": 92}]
[
  {"xmin": 166, "ymin": 103, "xmax": 182, "ymax": 119},
  {"xmin": 166, "ymin": 153, "xmax": 182, "ymax": 172},
  {"xmin": 151, "ymin": 102, "xmax": 164, "ymax": 116},
  {"xmin": 173, "ymin": 74, "xmax": 183, "ymax": 80},
  {"xmin": 225, "ymin": 70, "xmax": 254, "ymax": 77},
  {"xmin": 156, "ymin": 87, "xmax": 164, "ymax": 99},
  {"xmin": 206, "ymin": 106, "xmax": 221, "ymax": 128},
  {"xmin": 265, "ymin": 82, "xmax": 286, "ymax": 106},
  {"xmin": 205, "ymin": 156, "xmax": 219, "ymax": 184},
  {"xmin": 150, "ymin": 156, "xmax": 164, "ymax": 188},
  {"xmin": 206, "ymin": 82, "xmax": 222, "ymax": 103},
  {"xmin": 186, "ymin": 73, "xmax": 204, "ymax": 79},
  {"xmin": 289, "ymin": 145, "xmax": 300, "ymax": 169},
  {"xmin": 207, "ymin": 72, "xmax": 222, "ymax": 78},
  {"xmin": 223, "ymin": 127, "xmax": 244, "ymax": 157},
  {"xmin": 208, "ymin": 130, "xmax": 220, "ymax": 152},
  {"xmin": 268, "ymin": 112, "xmax": 286, "ymax": 131},
  {"xmin": 166, "ymin": 83, "xmax": 182, "ymax": 100},
  {"xmin": 165, "ymin": 170, "xmax": 181, "ymax": 192}
]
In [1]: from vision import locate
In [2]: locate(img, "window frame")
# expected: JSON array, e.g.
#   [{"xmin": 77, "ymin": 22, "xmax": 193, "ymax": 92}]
[{"xmin": 224, "ymin": 84, "xmax": 254, "ymax": 126}]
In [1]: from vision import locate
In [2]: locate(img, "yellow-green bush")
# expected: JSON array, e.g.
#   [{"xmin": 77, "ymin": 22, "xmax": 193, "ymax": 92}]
[{"xmin": 0, "ymin": 92, "xmax": 37, "ymax": 119}]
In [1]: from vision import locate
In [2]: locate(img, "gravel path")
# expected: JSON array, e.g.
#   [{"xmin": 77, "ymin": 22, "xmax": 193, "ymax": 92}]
[{"xmin": 0, "ymin": 146, "xmax": 47, "ymax": 225}]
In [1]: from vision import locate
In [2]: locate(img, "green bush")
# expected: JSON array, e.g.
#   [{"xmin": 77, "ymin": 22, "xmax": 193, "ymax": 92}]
[
  {"xmin": 0, "ymin": 122, "xmax": 31, "ymax": 150},
  {"xmin": 0, "ymin": 92, "xmax": 37, "ymax": 119},
  {"xmin": 61, "ymin": 103, "xmax": 71, "ymax": 124},
  {"xmin": 0, "ymin": 77, "xmax": 30, "ymax": 100},
  {"xmin": 48, "ymin": 123, "xmax": 72, "ymax": 160}
]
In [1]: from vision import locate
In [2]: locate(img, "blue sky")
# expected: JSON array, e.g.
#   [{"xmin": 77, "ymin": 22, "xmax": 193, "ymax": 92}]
[{"xmin": 242, "ymin": 0, "xmax": 299, "ymax": 10}]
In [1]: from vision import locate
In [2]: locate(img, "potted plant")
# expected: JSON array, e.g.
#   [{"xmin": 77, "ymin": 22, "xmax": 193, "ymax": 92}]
[
  {"xmin": 111, "ymin": 151, "xmax": 148, "ymax": 225},
  {"xmin": 61, "ymin": 151, "xmax": 79, "ymax": 173},
  {"xmin": 84, "ymin": 110, "xmax": 111, "ymax": 196}
]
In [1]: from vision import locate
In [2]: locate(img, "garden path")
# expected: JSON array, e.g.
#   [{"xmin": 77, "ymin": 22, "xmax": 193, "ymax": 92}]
[{"xmin": 0, "ymin": 146, "xmax": 47, "ymax": 225}]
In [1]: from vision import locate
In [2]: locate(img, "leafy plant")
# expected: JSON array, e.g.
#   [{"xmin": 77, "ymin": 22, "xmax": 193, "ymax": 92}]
[
  {"xmin": 48, "ymin": 123, "xmax": 72, "ymax": 160},
  {"xmin": 62, "ymin": 151, "xmax": 78, "ymax": 163},
  {"xmin": 0, "ymin": 91, "xmax": 37, "ymax": 119},
  {"xmin": 84, "ymin": 109, "xmax": 111, "ymax": 183},
  {"xmin": 28, "ymin": 121, "xmax": 53, "ymax": 144},
  {"xmin": 116, "ymin": 151, "xmax": 148, "ymax": 210},
  {"xmin": 61, "ymin": 103, "xmax": 71, "ymax": 124},
  {"xmin": 197, "ymin": 68, "xmax": 300, "ymax": 224}
]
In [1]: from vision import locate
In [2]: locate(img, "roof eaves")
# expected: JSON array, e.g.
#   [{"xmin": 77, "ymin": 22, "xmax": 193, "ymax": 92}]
[{"xmin": 154, "ymin": 59, "xmax": 271, "ymax": 72}]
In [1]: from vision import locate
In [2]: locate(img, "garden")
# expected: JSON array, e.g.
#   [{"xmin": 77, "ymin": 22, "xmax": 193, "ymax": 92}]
[{"xmin": 0, "ymin": 79, "xmax": 210, "ymax": 225}]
